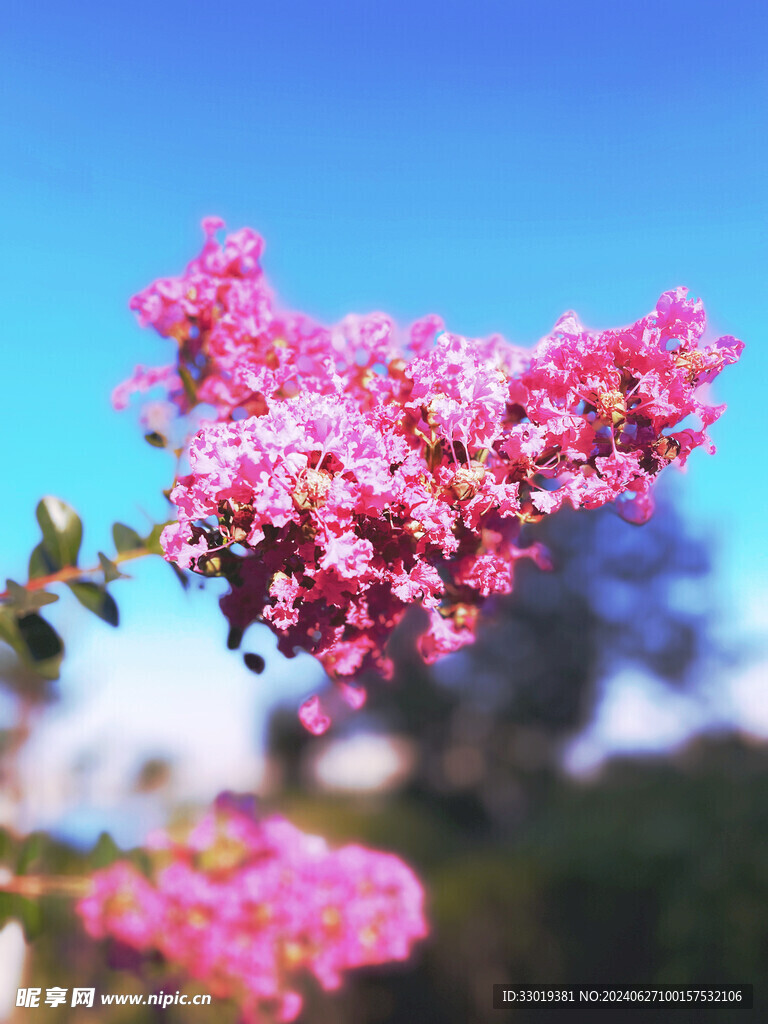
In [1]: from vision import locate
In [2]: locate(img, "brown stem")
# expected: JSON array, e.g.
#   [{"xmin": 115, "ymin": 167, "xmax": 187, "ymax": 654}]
[
  {"xmin": 0, "ymin": 548, "xmax": 153, "ymax": 601},
  {"xmin": 0, "ymin": 874, "xmax": 92, "ymax": 898}
]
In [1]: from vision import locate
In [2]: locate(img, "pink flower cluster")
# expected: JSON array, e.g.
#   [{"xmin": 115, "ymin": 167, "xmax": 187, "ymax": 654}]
[
  {"xmin": 120, "ymin": 220, "xmax": 743, "ymax": 728},
  {"xmin": 77, "ymin": 795, "xmax": 427, "ymax": 1022}
]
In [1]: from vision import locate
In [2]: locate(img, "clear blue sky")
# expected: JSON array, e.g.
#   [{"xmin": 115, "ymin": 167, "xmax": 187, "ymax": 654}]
[{"xmin": 2, "ymin": 1, "xmax": 766, "ymax": 786}]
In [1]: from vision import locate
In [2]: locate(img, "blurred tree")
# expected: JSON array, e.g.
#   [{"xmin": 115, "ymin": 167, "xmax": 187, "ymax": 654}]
[
  {"xmin": 268, "ymin": 501, "xmax": 723, "ymax": 833},
  {"xmin": 261, "ymin": 737, "xmax": 768, "ymax": 1024},
  {"xmin": 261, "ymin": 501, "xmax": 764, "ymax": 1024}
]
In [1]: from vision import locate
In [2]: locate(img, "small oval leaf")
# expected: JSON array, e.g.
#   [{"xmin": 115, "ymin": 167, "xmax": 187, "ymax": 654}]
[
  {"xmin": 4, "ymin": 580, "xmax": 58, "ymax": 616},
  {"xmin": 98, "ymin": 552, "xmax": 126, "ymax": 584},
  {"xmin": 36, "ymin": 497, "xmax": 82, "ymax": 569},
  {"xmin": 15, "ymin": 613, "xmax": 65, "ymax": 679},
  {"xmin": 28, "ymin": 543, "xmax": 57, "ymax": 581},
  {"xmin": 112, "ymin": 523, "xmax": 143, "ymax": 554},
  {"xmin": 66, "ymin": 582, "xmax": 119, "ymax": 627},
  {"xmin": 143, "ymin": 524, "xmax": 168, "ymax": 556},
  {"xmin": 243, "ymin": 652, "xmax": 266, "ymax": 674}
]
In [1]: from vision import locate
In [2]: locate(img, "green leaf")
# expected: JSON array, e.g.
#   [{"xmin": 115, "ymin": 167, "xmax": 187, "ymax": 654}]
[
  {"xmin": 17, "ymin": 614, "xmax": 64, "ymax": 671},
  {"xmin": 98, "ymin": 552, "xmax": 127, "ymax": 583},
  {"xmin": 144, "ymin": 431, "xmax": 168, "ymax": 448},
  {"xmin": 143, "ymin": 523, "xmax": 166, "ymax": 556},
  {"xmin": 4, "ymin": 580, "xmax": 58, "ymax": 616},
  {"xmin": 66, "ymin": 582, "xmax": 119, "ymax": 626},
  {"xmin": 112, "ymin": 522, "xmax": 143, "ymax": 554},
  {"xmin": 28, "ymin": 542, "xmax": 57, "ymax": 581},
  {"xmin": 90, "ymin": 831, "xmax": 121, "ymax": 870},
  {"xmin": 16, "ymin": 833, "xmax": 45, "ymax": 876},
  {"xmin": 0, "ymin": 610, "xmax": 65, "ymax": 680},
  {"xmin": 35, "ymin": 497, "xmax": 82, "ymax": 570},
  {"xmin": 0, "ymin": 892, "xmax": 42, "ymax": 940},
  {"xmin": 0, "ymin": 608, "xmax": 20, "ymax": 651}
]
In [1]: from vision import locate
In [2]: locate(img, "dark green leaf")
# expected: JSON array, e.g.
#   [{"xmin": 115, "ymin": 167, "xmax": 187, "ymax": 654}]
[
  {"xmin": 0, "ymin": 611, "xmax": 65, "ymax": 680},
  {"xmin": 17, "ymin": 614, "xmax": 64, "ymax": 665},
  {"xmin": 66, "ymin": 582, "xmax": 119, "ymax": 626},
  {"xmin": 4, "ymin": 580, "xmax": 58, "ymax": 616},
  {"xmin": 28, "ymin": 542, "xmax": 57, "ymax": 581},
  {"xmin": 98, "ymin": 552, "xmax": 127, "ymax": 583},
  {"xmin": 35, "ymin": 497, "xmax": 82, "ymax": 570},
  {"xmin": 144, "ymin": 431, "xmax": 168, "ymax": 448},
  {"xmin": 112, "ymin": 523, "xmax": 143, "ymax": 554},
  {"xmin": 243, "ymin": 652, "xmax": 266, "ymax": 674}
]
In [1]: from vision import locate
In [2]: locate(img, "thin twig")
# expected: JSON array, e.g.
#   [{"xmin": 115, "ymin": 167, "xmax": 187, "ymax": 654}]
[{"xmin": 0, "ymin": 548, "xmax": 153, "ymax": 601}]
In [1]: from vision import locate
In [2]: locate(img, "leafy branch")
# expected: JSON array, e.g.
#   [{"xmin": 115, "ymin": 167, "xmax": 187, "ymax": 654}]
[{"xmin": 0, "ymin": 497, "xmax": 181, "ymax": 681}]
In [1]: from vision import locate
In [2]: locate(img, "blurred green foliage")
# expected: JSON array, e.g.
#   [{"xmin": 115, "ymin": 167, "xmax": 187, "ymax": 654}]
[
  {"xmin": 4, "ymin": 735, "xmax": 765, "ymax": 1023},
  {"xmin": 278, "ymin": 736, "xmax": 768, "ymax": 1024}
]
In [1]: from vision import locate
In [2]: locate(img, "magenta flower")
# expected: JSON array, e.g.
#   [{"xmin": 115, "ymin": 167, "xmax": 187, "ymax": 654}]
[
  {"xmin": 119, "ymin": 221, "xmax": 743, "ymax": 730},
  {"xmin": 77, "ymin": 797, "xmax": 428, "ymax": 1022}
]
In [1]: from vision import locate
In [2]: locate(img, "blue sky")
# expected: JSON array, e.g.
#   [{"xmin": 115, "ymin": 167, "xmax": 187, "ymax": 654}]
[{"xmin": 2, "ymin": 1, "xmax": 767, "ymax": 821}]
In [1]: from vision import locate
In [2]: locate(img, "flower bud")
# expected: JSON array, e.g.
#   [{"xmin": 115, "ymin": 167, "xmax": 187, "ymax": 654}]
[
  {"xmin": 653, "ymin": 435, "xmax": 681, "ymax": 461},
  {"xmin": 450, "ymin": 462, "xmax": 487, "ymax": 501}
]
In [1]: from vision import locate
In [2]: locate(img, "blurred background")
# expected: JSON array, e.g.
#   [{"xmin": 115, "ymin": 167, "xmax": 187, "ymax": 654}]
[{"xmin": 1, "ymin": 1, "xmax": 767, "ymax": 1020}]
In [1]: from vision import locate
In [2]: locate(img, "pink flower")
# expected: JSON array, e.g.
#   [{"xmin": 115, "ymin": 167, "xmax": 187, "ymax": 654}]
[
  {"xmin": 120, "ymin": 220, "xmax": 743, "ymax": 729},
  {"xmin": 77, "ymin": 799, "xmax": 428, "ymax": 1023},
  {"xmin": 111, "ymin": 364, "xmax": 181, "ymax": 411},
  {"xmin": 77, "ymin": 862, "xmax": 162, "ymax": 948},
  {"xmin": 298, "ymin": 695, "xmax": 331, "ymax": 736}
]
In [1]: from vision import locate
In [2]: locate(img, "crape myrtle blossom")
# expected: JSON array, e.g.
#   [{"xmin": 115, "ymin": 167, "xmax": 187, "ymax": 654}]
[
  {"xmin": 77, "ymin": 794, "xmax": 428, "ymax": 1023},
  {"xmin": 118, "ymin": 220, "xmax": 743, "ymax": 731}
]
